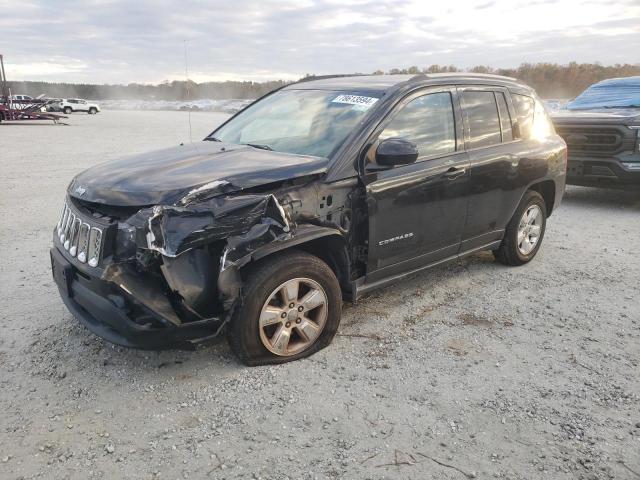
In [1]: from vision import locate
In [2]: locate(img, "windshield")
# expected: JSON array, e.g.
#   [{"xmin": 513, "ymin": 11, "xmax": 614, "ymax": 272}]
[
  {"xmin": 567, "ymin": 76, "xmax": 640, "ymax": 110},
  {"xmin": 209, "ymin": 89, "xmax": 381, "ymax": 158}
]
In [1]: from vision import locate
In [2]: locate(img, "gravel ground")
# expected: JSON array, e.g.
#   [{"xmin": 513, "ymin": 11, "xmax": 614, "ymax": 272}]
[{"xmin": 1, "ymin": 111, "xmax": 639, "ymax": 480}]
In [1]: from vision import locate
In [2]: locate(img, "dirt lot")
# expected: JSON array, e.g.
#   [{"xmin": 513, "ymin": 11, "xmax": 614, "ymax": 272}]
[{"xmin": 1, "ymin": 111, "xmax": 639, "ymax": 480}]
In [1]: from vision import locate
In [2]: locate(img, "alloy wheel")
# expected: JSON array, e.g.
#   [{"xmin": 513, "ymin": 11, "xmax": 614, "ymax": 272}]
[
  {"xmin": 258, "ymin": 277, "xmax": 328, "ymax": 356},
  {"xmin": 517, "ymin": 204, "xmax": 543, "ymax": 255}
]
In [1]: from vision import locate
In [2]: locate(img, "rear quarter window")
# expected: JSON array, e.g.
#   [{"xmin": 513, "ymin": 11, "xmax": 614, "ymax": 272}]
[{"xmin": 511, "ymin": 94, "xmax": 535, "ymax": 139}]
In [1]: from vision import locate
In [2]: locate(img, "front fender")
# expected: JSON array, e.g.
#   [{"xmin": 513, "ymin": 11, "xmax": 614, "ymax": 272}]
[
  {"xmin": 216, "ymin": 224, "xmax": 347, "ymax": 308},
  {"xmin": 250, "ymin": 224, "xmax": 345, "ymax": 262}
]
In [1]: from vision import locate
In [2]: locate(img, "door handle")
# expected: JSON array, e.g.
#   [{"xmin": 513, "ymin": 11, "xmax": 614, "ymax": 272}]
[{"xmin": 443, "ymin": 167, "xmax": 466, "ymax": 179}]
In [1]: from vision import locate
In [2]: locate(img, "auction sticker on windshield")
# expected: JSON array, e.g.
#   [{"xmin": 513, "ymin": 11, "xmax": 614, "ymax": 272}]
[{"xmin": 331, "ymin": 94, "xmax": 379, "ymax": 109}]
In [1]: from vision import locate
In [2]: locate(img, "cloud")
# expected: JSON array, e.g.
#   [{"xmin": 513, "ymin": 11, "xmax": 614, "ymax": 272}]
[{"xmin": 0, "ymin": 0, "xmax": 637, "ymax": 83}]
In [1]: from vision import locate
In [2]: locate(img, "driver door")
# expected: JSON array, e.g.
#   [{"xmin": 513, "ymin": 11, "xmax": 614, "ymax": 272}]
[{"xmin": 362, "ymin": 87, "xmax": 470, "ymax": 283}]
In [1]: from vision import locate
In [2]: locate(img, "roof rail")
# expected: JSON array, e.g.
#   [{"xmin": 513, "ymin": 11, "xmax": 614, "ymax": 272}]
[
  {"xmin": 414, "ymin": 72, "xmax": 518, "ymax": 82},
  {"xmin": 296, "ymin": 73, "xmax": 365, "ymax": 83}
]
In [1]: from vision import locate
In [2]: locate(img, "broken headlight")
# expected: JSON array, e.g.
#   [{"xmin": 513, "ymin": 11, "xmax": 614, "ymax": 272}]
[{"xmin": 113, "ymin": 223, "xmax": 140, "ymax": 261}]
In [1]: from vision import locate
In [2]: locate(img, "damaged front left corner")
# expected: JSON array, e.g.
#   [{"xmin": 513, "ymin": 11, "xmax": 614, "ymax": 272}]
[{"xmin": 144, "ymin": 193, "xmax": 291, "ymax": 258}]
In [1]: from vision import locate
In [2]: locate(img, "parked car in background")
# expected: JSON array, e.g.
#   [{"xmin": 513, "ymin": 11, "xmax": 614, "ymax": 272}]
[
  {"xmin": 11, "ymin": 94, "xmax": 34, "ymax": 102},
  {"xmin": 53, "ymin": 98, "xmax": 101, "ymax": 114},
  {"xmin": 9, "ymin": 94, "xmax": 46, "ymax": 108},
  {"xmin": 551, "ymin": 76, "xmax": 640, "ymax": 189},
  {"xmin": 51, "ymin": 74, "xmax": 566, "ymax": 365}
]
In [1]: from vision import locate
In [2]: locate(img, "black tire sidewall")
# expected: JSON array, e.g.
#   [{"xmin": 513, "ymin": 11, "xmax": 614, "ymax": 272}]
[{"xmin": 228, "ymin": 251, "xmax": 342, "ymax": 365}]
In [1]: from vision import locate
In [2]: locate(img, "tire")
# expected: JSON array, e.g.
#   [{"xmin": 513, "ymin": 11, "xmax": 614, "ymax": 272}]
[
  {"xmin": 493, "ymin": 190, "xmax": 547, "ymax": 266},
  {"xmin": 63, "ymin": 107, "xmax": 72, "ymax": 114},
  {"xmin": 227, "ymin": 250, "xmax": 342, "ymax": 366},
  {"xmin": 88, "ymin": 108, "xmax": 97, "ymax": 114}
]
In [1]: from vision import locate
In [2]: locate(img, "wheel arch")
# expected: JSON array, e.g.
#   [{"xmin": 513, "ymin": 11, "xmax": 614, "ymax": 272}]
[
  {"xmin": 527, "ymin": 179, "xmax": 556, "ymax": 216},
  {"xmin": 246, "ymin": 227, "xmax": 352, "ymax": 297}
]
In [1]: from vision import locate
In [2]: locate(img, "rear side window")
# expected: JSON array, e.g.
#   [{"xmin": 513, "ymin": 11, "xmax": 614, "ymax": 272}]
[
  {"xmin": 461, "ymin": 91, "xmax": 501, "ymax": 149},
  {"xmin": 496, "ymin": 92, "xmax": 513, "ymax": 142},
  {"xmin": 380, "ymin": 92, "xmax": 456, "ymax": 159},
  {"xmin": 511, "ymin": 94, "xmax": 535, "ymax": 139}
]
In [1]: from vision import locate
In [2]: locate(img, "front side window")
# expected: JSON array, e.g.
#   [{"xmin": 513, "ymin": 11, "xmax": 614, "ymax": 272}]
[
  {"xmin": 461, "ymin": 91, "xmax": 501, "ymax": 149},
  {"xmin": 211, "ymin": 89, "xmax": 381, "ymax": 159},
  {"xmin": 379, "ymin": 92, "xmax": 456, "ymax": 159}
]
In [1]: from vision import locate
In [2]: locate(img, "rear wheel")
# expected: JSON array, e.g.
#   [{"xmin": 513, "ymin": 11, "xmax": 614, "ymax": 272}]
[
  {"xmin": 494, "ymin": 190, "xmax": 547, "ymax": 266},
  {"xmin": 63, "ymin": 107, "xmax": 72, "ymax": 114},
  {"xmin": 227, "ymin": 250, "xmax": 342, "ymax": 366}
]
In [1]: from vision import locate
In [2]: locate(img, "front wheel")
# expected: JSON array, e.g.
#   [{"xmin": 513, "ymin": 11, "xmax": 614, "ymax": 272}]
[
  {"xmin": 63, "ymin": 107, "xmax": 72, "ymax": 114},
  {"xmin": 227, "ymin": 250, "xmax": 342, "ymax": 366},
  {"xmin": 494, "ymin": 190, "xmax": 547, "ymax": 266},
  {"xmin": 88, "ymin": 108, "xmax": 97, "ymax": 114}
]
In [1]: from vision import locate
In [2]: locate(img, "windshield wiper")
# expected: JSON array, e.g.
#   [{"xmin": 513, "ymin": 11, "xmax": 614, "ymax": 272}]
[
  {"xmin": 204, "ymin": 136, "xmax": 221, "ymax": 142},
  {"xmin": 244, "ymin": 143, "xmax": 273, "ymax": 151}
]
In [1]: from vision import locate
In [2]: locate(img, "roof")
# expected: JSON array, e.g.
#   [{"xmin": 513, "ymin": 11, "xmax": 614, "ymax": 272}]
[
  {"xmin": 567, "ymin": 76, "xmax": 640, "ymax": 110},
  {"xmin": 589, "ymin": 76, "xmax": 640, "ymax": 87},
  {"xmin": 284, "ymin": 73, "xmax": 528, "ymax": 93}
]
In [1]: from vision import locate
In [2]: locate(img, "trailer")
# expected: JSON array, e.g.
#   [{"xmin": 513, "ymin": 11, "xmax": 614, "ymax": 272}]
[{"xmin": 0, "ymin": 54, "xmax": 67, "ymax": 124}]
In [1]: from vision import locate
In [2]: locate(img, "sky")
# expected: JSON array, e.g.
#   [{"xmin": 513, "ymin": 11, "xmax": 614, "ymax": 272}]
[{"xmin": 1, "ymin": 0, "xmax": 639, "ymax": 84}]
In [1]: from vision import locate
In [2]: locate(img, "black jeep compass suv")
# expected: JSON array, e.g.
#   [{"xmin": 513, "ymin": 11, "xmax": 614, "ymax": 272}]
[{"xmin": 51, "ymin": 74, "xmax": 567, "ymax": 365}]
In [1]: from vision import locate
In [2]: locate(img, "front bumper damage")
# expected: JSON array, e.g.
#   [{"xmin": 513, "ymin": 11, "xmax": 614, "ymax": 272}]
[
  {"xmin": 50, "ymin": 245, "xmax": 224, "ymax": 349},
  {"xmin": 50, "ymin": 183, "xmax": 324, "ymax": 349}
]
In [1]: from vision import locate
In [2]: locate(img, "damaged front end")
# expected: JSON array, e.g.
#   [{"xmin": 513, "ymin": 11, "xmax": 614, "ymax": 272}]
[
  {"xmin": 138, "ymin": 190, "xmax": 293, "ymax": 315},
  {"xmin": 52, "ymin": 167, "xmax": 360, "ymax": 349}
]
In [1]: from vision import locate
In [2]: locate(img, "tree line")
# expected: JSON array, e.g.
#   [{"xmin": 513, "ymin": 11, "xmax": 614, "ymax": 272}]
[
  {"xmin": 375, "ymin": 62, "xmax": 640, "ymax": 98},
  {"xmin": 5, "ymin": 63, "xmax": 639, "ymax": 101},
  {"xmin": 3, "ymin": 79, "xmax": 288, "ymax": 101}
]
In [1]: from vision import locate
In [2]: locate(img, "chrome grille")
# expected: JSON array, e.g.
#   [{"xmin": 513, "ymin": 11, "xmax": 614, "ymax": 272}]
[
  {"xmin": 88, "ymin": 227, "xmax": 103, "ymax": 267},
  {"xmin": 57, "ymin": 200, "xmax": 104, "ymax": 267}
]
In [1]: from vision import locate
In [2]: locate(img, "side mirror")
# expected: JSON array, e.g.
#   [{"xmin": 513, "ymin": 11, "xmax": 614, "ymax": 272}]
[{"xmin": 375, "ymin": 138, "xmax": 419, "ymax": 167}]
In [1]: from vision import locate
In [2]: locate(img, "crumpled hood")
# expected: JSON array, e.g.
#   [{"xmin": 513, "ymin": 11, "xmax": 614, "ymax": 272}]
[
  {"xmin": 551, "ymin": 108, "xmax": 640, "ymax": 125},
  {"xmin": 68, "ymin": 141, "xmax": 329, "ymax": 206}
]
